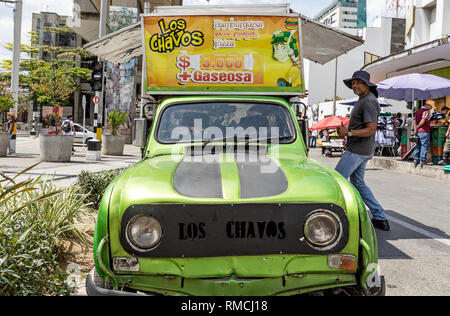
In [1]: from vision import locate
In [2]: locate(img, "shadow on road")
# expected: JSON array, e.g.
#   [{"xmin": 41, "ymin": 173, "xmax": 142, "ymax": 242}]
[{"xmin": 374, "ymin": 210, "xmax": 450, "ymax": 260}]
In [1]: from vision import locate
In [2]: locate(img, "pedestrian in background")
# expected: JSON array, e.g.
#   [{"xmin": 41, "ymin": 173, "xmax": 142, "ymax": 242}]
[
  {"xmin": 61, "ymin": 115, "xmax": 76, "ymax": 153},
  {"xmin": 335, "ymin": 70, "xmax": 390, "ymax": 231},
  {"xmin": 438, "ymin": 112, "xmax": 450, "ymax": 166},
  {"xmin": 393, "ymin": 113, "xmax": 401, "ymax": 153},
  {"xmin": 396, "ymin": 112, "xmax": 403, "ymax": 127},
  {"xmin": 405, "ymin": 113, "xmax": 413, "ymax": 134},
  {"xmin": 413, "ymin": 102, "xmax": 433, "ymax": 168},
  {"xmin": 321, "ymin": 129, "xmax": 329, "ymax": 156},
  {"xmin": 310, "ymin": 129, "xmax": 318, "ymax": 148},
  {"xmin": 6, "ymin": 112, "xmax": 16, "ymax": 155}
]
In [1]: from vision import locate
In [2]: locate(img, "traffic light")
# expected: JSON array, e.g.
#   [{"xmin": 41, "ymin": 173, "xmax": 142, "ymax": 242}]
[{"xmin": 90, "ymin": 61, "xmax": 104, "ymax": 92}]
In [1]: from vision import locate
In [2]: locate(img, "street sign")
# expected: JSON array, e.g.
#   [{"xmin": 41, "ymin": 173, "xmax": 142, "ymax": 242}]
[
  {"xmin": 82, "ymin": 95, "xmax": 87, "ymax": 110},
  {"xmin": 92, "ymin": 96, "xmax": 100, "ymax": 105}
]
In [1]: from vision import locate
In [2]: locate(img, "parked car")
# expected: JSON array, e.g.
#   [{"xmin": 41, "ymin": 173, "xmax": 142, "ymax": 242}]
[{"xmin": 73, "ymin": 123, "xmax": 96, "ymax": 144}]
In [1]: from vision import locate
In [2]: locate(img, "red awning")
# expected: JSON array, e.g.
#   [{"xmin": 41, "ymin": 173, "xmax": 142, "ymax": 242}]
[{"xmin": 309, "ymin": 116, "xmax": 350, "ymax": 131}]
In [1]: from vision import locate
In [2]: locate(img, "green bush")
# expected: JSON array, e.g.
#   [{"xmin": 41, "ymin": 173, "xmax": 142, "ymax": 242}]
[
  {"xmin": 76, "ymin": 168, "xmax": 125, "ymax": 210},
  {"xmin": 0, "ymin": 166, "xmax": 91, "ymax": 296},
  {"xmin": 107, "ymin": 110, "xmax": 128, "ymax": 136}
]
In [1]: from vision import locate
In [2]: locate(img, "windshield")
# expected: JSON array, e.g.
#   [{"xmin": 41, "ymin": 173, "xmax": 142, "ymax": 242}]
[{"xmin": 156, "ymin": 102, "xmax": 296, "ymax": 144}]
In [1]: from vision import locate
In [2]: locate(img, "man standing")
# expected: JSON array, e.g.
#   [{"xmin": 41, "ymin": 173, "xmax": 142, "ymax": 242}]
[
  {"xmin": 413, "ymin": 102, "xmax": 433, "ymax": 168},
  {"xmin": 335, "ymin": 70, "xmax": 390, "ymax": 231}
]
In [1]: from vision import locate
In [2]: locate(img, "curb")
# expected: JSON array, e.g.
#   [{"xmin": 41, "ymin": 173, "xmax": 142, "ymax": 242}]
[{"xmin": 368, "ymin": 157, "xmax": 450, "ymax": 182}]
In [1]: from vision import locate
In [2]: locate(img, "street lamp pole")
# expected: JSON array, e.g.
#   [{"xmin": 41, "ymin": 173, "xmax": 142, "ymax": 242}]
[
  {"xmin": 9, "ymin": 0, "xmax": 22, "ymax": 115},
  {"xmin": 332, "ymin": 57, "xmax": 338, "ymax": 116},
  {"xmin": 3, "ymin": 0, "xmax": 23, "ymax": 155},
  {"xmin": 94, "ymin": 0, "xmax": 108, "ymax": 141}
]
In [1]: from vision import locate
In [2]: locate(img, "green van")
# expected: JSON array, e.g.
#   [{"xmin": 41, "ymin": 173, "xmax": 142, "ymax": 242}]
[{"xmin": 86, "ymin": 95, "xmax": 385, "ymax": 296}]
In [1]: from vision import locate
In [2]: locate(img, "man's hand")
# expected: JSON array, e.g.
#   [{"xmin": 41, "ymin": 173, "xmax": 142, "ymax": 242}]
[{"xmin": 337, "ymin": 122, "xmax": 348, "ymax": 137}]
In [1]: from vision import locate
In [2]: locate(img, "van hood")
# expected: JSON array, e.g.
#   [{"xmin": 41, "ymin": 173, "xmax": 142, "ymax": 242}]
[{"xmin": 109, "ymin": 151, "xmax": 348, "ymax": 214}]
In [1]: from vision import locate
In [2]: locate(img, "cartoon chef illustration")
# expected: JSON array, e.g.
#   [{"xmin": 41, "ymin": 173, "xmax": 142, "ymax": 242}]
[{"xmin": 271, "ymin": 30, "xmax": 301, "ymax": 87}]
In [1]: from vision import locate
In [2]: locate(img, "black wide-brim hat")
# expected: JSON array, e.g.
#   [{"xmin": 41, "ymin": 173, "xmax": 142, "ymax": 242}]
[{"xmin": 344, "ymin": 70, "xmax": 379, "ymax": 98}]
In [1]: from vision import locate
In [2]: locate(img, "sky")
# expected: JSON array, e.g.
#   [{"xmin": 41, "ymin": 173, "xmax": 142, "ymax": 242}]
[{"xmin": 0, "ymin": 0, "xmax": 385, "ymax": 66}]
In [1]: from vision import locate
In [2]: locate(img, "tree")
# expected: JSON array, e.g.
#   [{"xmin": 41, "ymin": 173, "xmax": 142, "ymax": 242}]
[
  {"xmin": 0, "ymin": 81, "xmax": 14, "ymax": 113},
  {"xmin": 1, "ymin": 29, "xmax": 93, "ymax": 129}
]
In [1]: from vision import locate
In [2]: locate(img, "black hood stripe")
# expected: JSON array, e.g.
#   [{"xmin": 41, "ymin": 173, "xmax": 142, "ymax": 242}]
[
  {"xmin": 173, "ymin": 156, "xmax": 223, "ymax": 198},
  {"xmin": 236, "ymin": 153, "xmax": 288, "ymax": 199},
  {"xmin": 173, "ymin": 153, "xmax": 288, "ymax": 199}
]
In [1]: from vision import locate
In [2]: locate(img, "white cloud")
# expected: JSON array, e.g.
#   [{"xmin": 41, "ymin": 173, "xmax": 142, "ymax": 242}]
[{"xmin": 367, "ymin": 0, "xmax": 386, "ymax": 27}]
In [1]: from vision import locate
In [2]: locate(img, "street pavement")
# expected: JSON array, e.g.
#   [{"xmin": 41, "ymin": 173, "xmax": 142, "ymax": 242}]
[
  {"xmin": 1, "ymin": 136, "xmax": 141, "ymax": 186},
  {"xmin": 309, "ymin": 148, "xmax": 450, "ymax": 296}
]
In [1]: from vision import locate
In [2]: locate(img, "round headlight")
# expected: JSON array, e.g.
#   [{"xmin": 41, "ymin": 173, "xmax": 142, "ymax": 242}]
[
  {"xmin": 304, "ymin": 211, "xmax": 340, "ymax": 248},
  {"xmin": 127, "ymin": 215, "xmax": 162, "ymax": 250}
]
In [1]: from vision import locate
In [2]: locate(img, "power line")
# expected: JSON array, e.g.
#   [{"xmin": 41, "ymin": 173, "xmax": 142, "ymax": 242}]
[{"xmin": 385, "ymin": 0, "xmax": 407, "ymax": 18}]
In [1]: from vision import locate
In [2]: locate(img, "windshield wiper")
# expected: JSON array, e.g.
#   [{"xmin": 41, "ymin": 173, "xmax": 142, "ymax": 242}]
[
  {"xmin": 202, "ymin": 135, "xmax": 245, "ymax": 147},
  {"xmin": 202, "ymin": 135, "xmax": 294, "ymax": 147},
  {"xmin": 245, "ymin": 135, "xmax": 294, "ymax": 145}
]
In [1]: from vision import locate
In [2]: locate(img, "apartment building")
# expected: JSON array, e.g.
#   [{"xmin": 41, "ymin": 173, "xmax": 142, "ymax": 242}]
[
  {"xmin": 364, "ymin": 0, "xmax": 450, "ymax": 83},
  {"xmin": 405, "ymin": 0, "xmax": 450, "ymax": 48},
  {"xmin": 314, "ymin": 0, "xmax": 367, "ymax": 28}
]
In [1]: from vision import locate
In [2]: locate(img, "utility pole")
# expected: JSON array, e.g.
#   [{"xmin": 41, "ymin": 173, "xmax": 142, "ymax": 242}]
[
  {"xmin": 2, "ymin": 0, "xmax": 23, "ymax": 155},
  {"xmin": 94, "ymin": 0, "xmax": 108, "ymax": 140},
  {"xmin": 332, "ymin": 57, "xmax": 338, "ymax": 116},
  {"xmin": 11, "ymin": 0, "xmax": 22, "ymax": 116},
  {"xmin": 140, "ymin": 2, "xmax": 151, "ymax": 119}
]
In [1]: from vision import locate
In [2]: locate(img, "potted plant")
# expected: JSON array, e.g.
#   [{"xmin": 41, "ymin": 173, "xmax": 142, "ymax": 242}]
[
  {"xmin": 0, "ymin": 123, "xmax": 9, "ymax": 157},
  {"xmin": 41, "ymin": 112, "xmax": 61, "ymax": 135},
  {"xmin": 0, "ymin": 81, "xmax": 14, "ymax": 156},
  {"xmin": 102, "ymin": 109, "xmax": 129, "ymax": 156}
]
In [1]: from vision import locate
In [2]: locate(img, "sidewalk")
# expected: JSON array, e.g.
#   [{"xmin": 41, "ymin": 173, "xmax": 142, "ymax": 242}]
[
  {"xmin": 368, "ymin": 155, "xmax": 450, "ymax": 183},
  {"xmin": 308, "ymin": 147, "xmax": 450, "ymax": 183},
  {"xmin": 1, "ymin": 137, "xmax": 141, "ymax": 187}
]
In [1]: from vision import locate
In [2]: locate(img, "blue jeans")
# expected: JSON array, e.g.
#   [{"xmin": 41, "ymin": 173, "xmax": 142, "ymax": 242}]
[
  {"xmin": 8, "ymin": 134, "xmax": 12, "ymax": 152},
  {"xmin": 309, "ymin": 136, "xmax": 317, "ymax": 148},
  {"xmin": 335, "ymin": 151, "xmax": 387, "ymax": 220},
  {"xmin": 414, "ymin": 132, "xmax": 430, "ymax": 164}
]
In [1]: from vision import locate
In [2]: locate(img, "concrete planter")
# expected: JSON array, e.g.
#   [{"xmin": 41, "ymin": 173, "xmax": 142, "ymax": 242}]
[
  {"xmin": 40, "ymin": 135, "xmax": 73, "ymax": 162},
  {"xmin": 0, "ymin": 132, "xmax": 9, "ymax": 157},
  {"xmin": 102, "ymin": 134, "xmax": 125, "ymax": 156},
  {"xmin": 40, "ymin": 128, "xmax": 49, "ymax": 136}
]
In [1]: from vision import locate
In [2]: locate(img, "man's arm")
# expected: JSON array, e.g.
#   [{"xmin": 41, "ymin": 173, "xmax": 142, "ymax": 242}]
[
  {"xmin": 337, "ymin": 122, "xmax": 377, "ymax": 137},
  {"xmin": 416, "ymin": 118, "xmax": 426, "ymax": 130},
  {"xmin": 446, "ymin": 123, "xmax": 450, "ymax": 137}
]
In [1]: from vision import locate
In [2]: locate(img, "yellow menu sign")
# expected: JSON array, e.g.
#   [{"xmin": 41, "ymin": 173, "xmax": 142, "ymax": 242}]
[{"xmin": 143, "ymin": 15, "xmax": 304, "ymax": 94}]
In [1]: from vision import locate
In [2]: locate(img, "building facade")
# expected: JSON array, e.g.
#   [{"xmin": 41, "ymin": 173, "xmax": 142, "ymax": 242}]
[
  {"xmin": 305, "ymin": 17, "xmax": 408, "ymax": 124},
  {"xmin": 406, "ymin": 0, "xmax": 450, "ymax": 49},
  {"xmin": 314, "ymin": 0, "xmax": 367, "ymax": 29},
  {"xmin": 363, "ymin": 0, "xmax": 450, "ymax": 111}
]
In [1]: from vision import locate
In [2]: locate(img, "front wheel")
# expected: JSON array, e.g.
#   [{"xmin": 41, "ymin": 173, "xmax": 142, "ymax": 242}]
[{"xmin": 346, "ymin": 275, "xmax": 386, "ymax": 296}]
